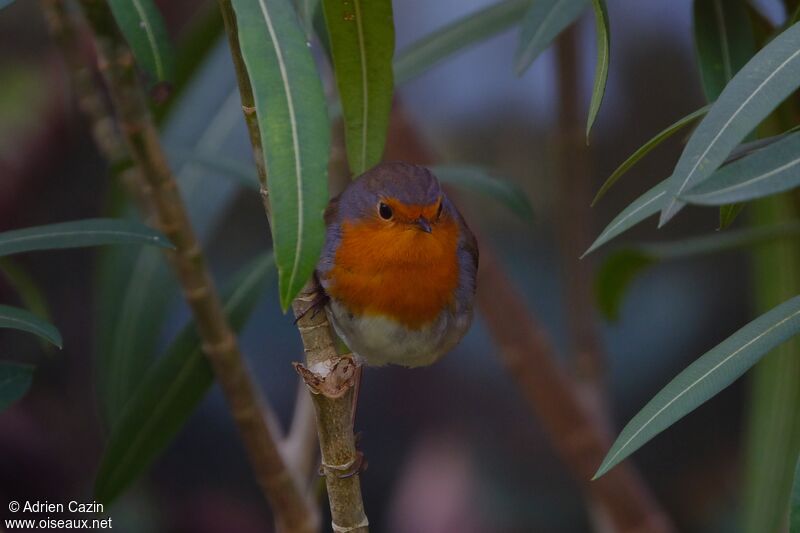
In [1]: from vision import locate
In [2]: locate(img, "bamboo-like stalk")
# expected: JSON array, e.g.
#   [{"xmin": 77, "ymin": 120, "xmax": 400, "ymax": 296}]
[
  {"xmin": 68, "ymin": 2, "xmax": 315, "ymax": 531},
  {"xmin": 216, "ymin": 2, "xmax": 368, "ymax": 530},
  {"xmin": 217, "ymin": 0, "xmax": 270, "ymax": 215},
  {"xmin": 283, "ymin": 378, "xmax": 321, "ymax": 486},
  {"xmin": 553, "ymin": 27, "xmax": 608, "ymax": 400},
  {"xmin": 292, "ymin": 288, "xmax": 368, "ymax": 533},
  {"xmin": 39, "ymin": 0, "xmax": 147, "ymax": 214}
]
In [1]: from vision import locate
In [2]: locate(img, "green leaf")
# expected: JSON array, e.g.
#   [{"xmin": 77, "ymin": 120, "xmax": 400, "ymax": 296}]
[
  {"xmin": 718, "ymin": 202, "xmax": 744, "ymax": 229},
  {"xmin": 108, "ymin": 0, "xmax": 176, "ymax": 82},
  {"xmin": 595, "ymin": 223, "xmax": 800, "ymax": 320},
  {"xmin": 293, "ymin": 0, "xmax": 320, "ymax": 40},
  {"xmin": 102, "ymin": 248, "xmax": 174, "ymax": 423},
  {"xmin": 595, "ymin": 249, "xmax": 655, "ymax": 321},
  {"xmin": 154, "ymin": 4, "xmax": 226, "ymax": 123},
  {"xmin": 323, "ymin": 0, "xmax": 394, "ymax": 175},
  {"xmin": 0, "ymin": 362, "xmax": 34, "ymax": 413},
  {"xmin": 170, "ymin": 149, "xmax": 260, "ymax": 191},
  {"xmin": 586, "ymin": 0, "xmax": 609, "ymax": 139},
  {"xmin": 692, "ymin": 0, "xmax": 756, "ymax": 229},
  {"xmin": 0, "ymin": 218, "xmax": 172, "ymax": 257},
  {"xmin": 792, "ymin": 4, "xmax": 800, "ymax": 27},
  {"xmin": 0, "ymin": 305, "xmax": 61, "ymax": 348},
  {"xmin": 583, "ymin": 178, "xmax": 670, "ymax": 257},
  {"xmin": 660, "ymin": 21, "xmax": 800, "ymax": 225},
  {"xmin": 515, "ymin": 0, "xmax": 588, "ymax": 75},
  {"xmin": 0, "ymin": 258, "xmax": 51, "ymax": 327},
  {"xmin": 693, "ymin": 0, "xmax": 756, "ymax": 102},
  {"xmin": 232, "ymin": 0, "xmax": 331, "ymax": 310},
  {"xmin": 595, "ymin": 295, "xmax": 800, "ymax": 479},
  {"xmin": 394, "ymin": 0, "xmax": 531, "ymax": 85},
  {"xmin": 592, "ymin": 105, "xmax": 711, "ymax": 206},
  {"xmin": 792, "ymin": 457, "xmax": 800, "ymax": 533},
  {"xmin": 98, "ymin": 84, "xmax": 249, "ymax": 426},
  {"xmin": 94, "ymin": 253, "xmax": 276, "ymax": 505},
  {"xmin": 433, "ymin": 165, "xmax": 534, "ymax": 220},
  {"xmin": 683, "ymin": 131, "xmax": 800, "ymax": 206},
  {"xmin": 741, "ymin": 194, "xmax": 800, "ymax": 533}
]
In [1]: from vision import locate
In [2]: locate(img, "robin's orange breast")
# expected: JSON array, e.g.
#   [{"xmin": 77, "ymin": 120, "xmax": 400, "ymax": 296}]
[{"xmin": 325, "ymin": 217, "xmax": 461, "ymax": 329}]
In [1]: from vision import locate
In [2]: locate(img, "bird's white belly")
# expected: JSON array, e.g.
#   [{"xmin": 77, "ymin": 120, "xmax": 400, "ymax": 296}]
[{"xmin": 326, "ymin": 299, "xmax": 471, "ymax": 367}]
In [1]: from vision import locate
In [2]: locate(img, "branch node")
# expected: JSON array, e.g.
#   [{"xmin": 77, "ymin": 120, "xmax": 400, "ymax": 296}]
[
  {"xmin": 293, "ymin": 357, "xmax": 358, "ymax": 398},
  {"xmin": 242, "ymin": 104, "xmax": 256, "ymax": 115},
  {"xmin": 332, "ymin": 517, "xmax": 370, "ymax": 533},
  {"xmin": 320, "ymin": 451, "xmax": 366, "ymax": 479},
  {"xmin": 184, "ymin": 284, "xmax": 210, "ymax": 303}
]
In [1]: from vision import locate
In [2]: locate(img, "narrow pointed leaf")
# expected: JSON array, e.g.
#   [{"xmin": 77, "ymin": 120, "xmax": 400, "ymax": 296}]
[
  {"xmin": 583, "ymin": 178, "xmax": 669, "ymax": 257},
  {"xmin": 395, "ymin": 0, "xmax": 531, "ymax": 85},
  {"xmin": 515, "ymin": 0, "xmax": 588, "ymax": 75},
  {"xmin": 792, "ymin": 457, "xmax": 800, "ymax": 533},
  {"xmin": 108, "ymin": 0, "xmax": 175, "ymax": 82},
  {"xmin": 323, "ymin": 0, "xmax": 394, "ymax": 175},
  {"xmin": 0, "ymin": 219, "xmax": 172, "ymax": 257},
  {"xmin": 693, "ymin": 0, "xmax": 756, "ymax": 229},
  {"xmin": 102, "ymin": 248, "xmax": 174, "ymax": 423},
  {"xmin": 592, "ymin": 105, "xmax": 711, "ymax": 206},
  {"xmin": 98, "ymin": 83, "xmax": 251, "ymax": 425},
  {"xmin": 595, "ymin": 295, "xmax": 800, "ymax": 479},
  {"xmin": 792, "ymin": 4, "xmax": 800, "ymax": 27},
  {"xmin": 718, "ymin": 203, "xmax": 744, "ymax": 229},
  {"xmin": 232, "ymin": 0, "xmax": 330, "ymax": 310},
  {"xmin": 693, "ymin": 0, "xmax": 756, "ymax": 102},
  {"xmin": 660, "ymin": 21, "xmax": 800, "ymax": 225},
  {"xmin": 0, "ymin": 258, "xmax": 51, "ymax": 326},
  {"xmin": 596, "ymin": 223, "xmax": 800, "ymax": 320},
  {"xmin": 0, "ymin": 362, "xmax": 34, "ymax": 413},
  {"xmin": 741, "ymin": 194, "xmax": 800, "ymax": 533},
  {"xmin": 434, "ymin": 165, "xmax": 534, "ymax": 220},
  {"xmin": 683, "ymin": 131, "xmax": 800, "ymax": 206},
  {"xmin": 172, "ymin": 150, "xmax": 260, "ymax": 191},
  {"xmin": 94, "ymin": 253, "xmax": 275, "ymax": 505},
  {"xmin": 293, "ymin": 0, "xmax": 320, "ymax": 40},
  {"xmin": 586, "ymin": 0, "xmax": 609, "ymax": 138},
  {"xmin": 595, "ymin": 249, "xmax": 655, "ymax": 321},
  {"xmin": 0, "ymin": 305, "xmax": 62, "ymax": 348}
]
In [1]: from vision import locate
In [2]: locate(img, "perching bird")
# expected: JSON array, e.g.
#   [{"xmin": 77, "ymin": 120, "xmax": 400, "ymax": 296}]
[{"xmin": 317, "ymin": 162, "xmax": 479, "ymax": 367}]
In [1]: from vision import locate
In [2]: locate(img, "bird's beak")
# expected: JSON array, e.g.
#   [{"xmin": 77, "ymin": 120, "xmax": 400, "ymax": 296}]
[{"xmin": 416, "ymin": 216, "xmax": 432, "ymax": 233}]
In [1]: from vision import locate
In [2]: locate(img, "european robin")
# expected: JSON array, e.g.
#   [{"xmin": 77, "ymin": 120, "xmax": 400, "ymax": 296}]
[{"xmin": 317, "ymin": 162, "xmax": 479, "ymax": 367}]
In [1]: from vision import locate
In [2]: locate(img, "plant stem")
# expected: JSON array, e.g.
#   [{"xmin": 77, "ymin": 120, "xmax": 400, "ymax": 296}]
[
  {"xmin": 553, "ymin": 28, "xmax": 619, "ymax": 529},
  {"xmin": 216, "ymin": 0, "xmax": 270, "ymax": 215},
  {"xmin": 291, "ymin": 285, "xmax": 368, "ymax": 533},
  {"xmin": 39, "ymin": 0, "xmax": 146, "ymax": 213},
  {"xmin": 554, "ymin": 26, "xmax": 607, "ymax": 397},
  {"xmin": 216, "ymin": 2, "xmax": 368, "ymax": 530},
  {"xmin": 284, "ymin": 378, "xmax": 321, "ymax": 486},
  {"xmin": 71, "ymin": 2, "xmax": 315, "ymax": 531}
]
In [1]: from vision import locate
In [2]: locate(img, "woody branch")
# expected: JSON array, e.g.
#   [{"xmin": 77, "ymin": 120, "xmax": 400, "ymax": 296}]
[{"xmin": 62, "ymin": 2, "xmax": 315, "ymax": 531}]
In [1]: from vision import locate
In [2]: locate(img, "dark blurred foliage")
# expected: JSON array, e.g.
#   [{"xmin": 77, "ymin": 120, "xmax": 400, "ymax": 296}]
[{"xmin": 0, "ymin": 1, "xmax": 762, "ymax": 531}]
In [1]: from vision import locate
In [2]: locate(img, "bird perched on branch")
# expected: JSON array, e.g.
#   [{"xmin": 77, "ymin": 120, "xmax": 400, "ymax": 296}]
[{"xmin": 316, "ymin": 162, "xmax": 478, "ymax": 367}]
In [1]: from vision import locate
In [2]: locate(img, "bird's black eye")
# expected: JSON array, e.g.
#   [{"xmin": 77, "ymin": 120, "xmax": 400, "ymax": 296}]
[
  {"xmin": 436, "ymin": 201, "xmax": 443, "ymax": 219},
  {"xmin": 378, "ymin": 202, "xmax": 393, "ymax": 220}
]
